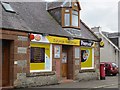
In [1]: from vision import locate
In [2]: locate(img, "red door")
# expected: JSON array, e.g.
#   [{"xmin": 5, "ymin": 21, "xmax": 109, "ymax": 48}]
[{"xmin": 2, "ymin": 40, "xmax": 10, "ymax": 86}]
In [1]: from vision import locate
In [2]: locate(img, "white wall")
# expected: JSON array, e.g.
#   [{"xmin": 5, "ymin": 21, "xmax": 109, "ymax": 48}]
[
  {"xmin": 91, "ymin": 27, "xmax": 119, "ymax": 65},
  {"xmin": 100, "ymin": 34, "xmax": 119, "ymax": 65}
]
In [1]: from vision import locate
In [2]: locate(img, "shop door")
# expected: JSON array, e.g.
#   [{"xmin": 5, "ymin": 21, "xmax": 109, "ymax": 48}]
[
  {"xmin": 62, "ymin": 52, "xmax": 67, "ymax": 78},
  {"xmin": 2, "ymin": 40, "xmax": 10, "ymax": 86}
]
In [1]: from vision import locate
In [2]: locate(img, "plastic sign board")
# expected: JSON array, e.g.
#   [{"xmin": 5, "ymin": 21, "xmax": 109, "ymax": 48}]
[{"xmin": 80, "ymin": 40, "xmax": 94, "ymax": 47}]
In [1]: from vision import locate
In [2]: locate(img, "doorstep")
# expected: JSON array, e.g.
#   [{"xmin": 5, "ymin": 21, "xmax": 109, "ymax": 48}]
[
  {"xmin": 1, "ymin": 86, "xmax": 14, "ymax": 90},
  {"xmin": 58, "ymin": 79, "xmax": 76, "ymax": 84}
]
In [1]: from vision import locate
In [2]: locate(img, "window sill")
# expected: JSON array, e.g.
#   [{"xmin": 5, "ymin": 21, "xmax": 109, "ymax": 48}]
[
  {"xmin": 26, "ymin": 71, "xmax": 56, "ymax": 77},
  {"xmin": 79, "ymin": 69, "xmax": 96, "ymax": 73},
  {"xmin": 62, "ymin": 26, "xmax": 80, "ymax": 29}
]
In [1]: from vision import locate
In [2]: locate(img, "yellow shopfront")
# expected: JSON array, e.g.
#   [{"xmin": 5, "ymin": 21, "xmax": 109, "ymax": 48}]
[{"xmin": 29, "ymin": 34, "xmax": 80, "ymax": 73}]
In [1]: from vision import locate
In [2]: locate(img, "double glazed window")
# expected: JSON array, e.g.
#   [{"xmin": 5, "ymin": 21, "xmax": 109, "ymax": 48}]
[
  {"xmin": 72, "ymin": 10, "xmax": 78, "ymax": 27},
  {"xmin": 63, "ymin": 9, "xmax": 79, "ymax": 28},
  {"xmin": 64, "ymin": 14, "xmax": 70, "ymax": 26},
  {"xmin": 64, "ymin": 9, "xmax": 70, "ymax": 26}
]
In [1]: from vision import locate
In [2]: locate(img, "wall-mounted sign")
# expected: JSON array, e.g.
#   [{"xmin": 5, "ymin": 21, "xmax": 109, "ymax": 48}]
[
  {"xmin": 30, "ymin": 34, "xmax": 49, "ymax": 43},
  {"xmin": 100, "ymin": 41, "xmax": 104, "ymax": 47},
  {"xmin": 47, "ymin": 36, "xmax": 80, "ymax": 46},
  {"xmin": 80, "ymin": 40, "xmax": 94, "ymax": 47},
  {"xmin": 30, "ymin": 34, "xmax": 80, "ymax": 46}
]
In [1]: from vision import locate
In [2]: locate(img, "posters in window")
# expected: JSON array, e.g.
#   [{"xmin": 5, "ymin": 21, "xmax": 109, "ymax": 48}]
[{"xmin": 54, "ymin": 46, "xmax": 60, "ymax": 58}]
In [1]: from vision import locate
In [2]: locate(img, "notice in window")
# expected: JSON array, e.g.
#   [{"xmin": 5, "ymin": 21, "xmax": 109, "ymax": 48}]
[
  {"xmin": 31, "ymin": 47, "xmax": 45, "ymax": 63},
  {"xmin": 54, "ymin": 46, "xmax": 60, "ymax": 58}
]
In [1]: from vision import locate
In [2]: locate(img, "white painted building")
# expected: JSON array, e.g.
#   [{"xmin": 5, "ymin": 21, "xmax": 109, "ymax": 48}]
[{"xmin": 91, "ymin": 27, "xmax": 120, "ymax": 65}]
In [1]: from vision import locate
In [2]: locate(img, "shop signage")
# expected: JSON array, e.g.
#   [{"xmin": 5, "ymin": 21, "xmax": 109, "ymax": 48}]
[
  {"xmin": 47, "ymin": 36, "xmax": 80, "ymax": 46},
  {"xmin": 30, "ymin": 34, "xmax": 80, "ymax": 45},
  {"xmin": 80, "ymin": 40, "xmax": 94, "ymax": 47},
  {"xmin": 100, "ymin": 41, "xmax": 104, "ymax": 47},
  {"xmin": 30, "ymin": 34, "xmax": 49, "ymax": 43}
]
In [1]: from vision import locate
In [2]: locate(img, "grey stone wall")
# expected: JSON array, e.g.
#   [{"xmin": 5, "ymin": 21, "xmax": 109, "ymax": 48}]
[
  {"xmin": 76, "ymin": 72, "xmax": 98, "ymax": 81},
  {"xmin": 76, "ymin": 42, "xmax": 100, "ymax": 81},
  {"xmin": 14, "ymin": 72, "xmax": 58, "ymax": 88}
]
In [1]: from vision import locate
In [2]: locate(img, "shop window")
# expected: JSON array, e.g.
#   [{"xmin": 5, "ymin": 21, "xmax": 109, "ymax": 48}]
[
  {"xmin": 30, "ymin": 47, "xmax": 45, "ymax": 63},
  {"xmin": 30, "ymin": 43, "xmax": 51, "ymax": 72},
  {"xmin": 81, "ymin": 47, "xmax": 94, "ymax": 69}
]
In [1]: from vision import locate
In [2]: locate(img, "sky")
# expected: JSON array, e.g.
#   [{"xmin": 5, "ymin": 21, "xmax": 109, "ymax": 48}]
[{"xmin": 80, "ymin": 0, "xmax": 119, "ymax": 33}]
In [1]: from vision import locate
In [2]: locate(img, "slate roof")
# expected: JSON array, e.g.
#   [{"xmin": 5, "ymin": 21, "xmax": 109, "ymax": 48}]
[
  {"xmin": 108, "ymin": 32, "xmax": 120, "ymax": 38},
  {"xmin": 80, "ymin": 20, "xmax": 99, "ymax": 41},
  {"xmin": 64, "ymin": 20, "xmax": 99, "ymax": 41},
  {"xmin": 1, "ymin": 2, "xmax": 72, "ymax": 37},
  {"xmin": 1, "ymin": 2, "xmax": 99, "ymax": 41}
]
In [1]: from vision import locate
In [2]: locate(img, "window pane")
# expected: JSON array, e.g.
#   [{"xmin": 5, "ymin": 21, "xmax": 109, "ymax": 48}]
[
  {"xmin": 72, "ymin": 14, "xmax": 78, "ymax": 27},
  {"xmin": 64, "ymin": 14, "xmax": 70, "ymax": 26},
  {"xmin": 31, "ymin": 47, "xmax": 45, "ymax": 63},
  {"xmin": 75, "ymin": 47, "xmax": 80, "ymax": 58},
  {"xmin": 72, "ymin": 10, "xmax": 78, "ymax": 15},
  {"xmin": 1, "ymin": 2, "xmax": 15, "ymax": 12},
  {"xmin": 65, "ymin": 9, "xmax": 69, "ymax": 13}
]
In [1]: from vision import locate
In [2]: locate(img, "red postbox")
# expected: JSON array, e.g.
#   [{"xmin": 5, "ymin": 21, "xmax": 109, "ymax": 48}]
[{"xmin": 100, "ymin": 63, "xmax": 105, "ymax": 80}]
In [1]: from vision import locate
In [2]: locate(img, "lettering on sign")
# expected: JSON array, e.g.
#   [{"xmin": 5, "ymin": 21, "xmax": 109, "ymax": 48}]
[
  {"xmin": 80, "ymin": 40, "xmax": 94, "ymax": 47},
  {"xmin": 53, "ymin": 38, "xmax": 77, "ymax": 45},
  {"xmin": 18, "ymin": 36, "xmax": 28, "ymax": 41},
  {"xmin": 18, "ymin": 47, "xmax": 27, "ymax": 54}
]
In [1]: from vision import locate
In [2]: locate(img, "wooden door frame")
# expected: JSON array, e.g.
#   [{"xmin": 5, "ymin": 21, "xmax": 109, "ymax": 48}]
[
  {"xmin": 61, "ymin": 45, "xmax": 74, "ymax": 79},
  {"xmin": 2, "ymin": 40, "xmax": 14, "ymax": 87}
]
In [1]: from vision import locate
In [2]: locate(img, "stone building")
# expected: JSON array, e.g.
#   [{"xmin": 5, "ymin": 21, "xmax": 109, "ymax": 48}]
[{"xmin": 0, "ymin": 1, "xmax": 100, "ymax": 89}]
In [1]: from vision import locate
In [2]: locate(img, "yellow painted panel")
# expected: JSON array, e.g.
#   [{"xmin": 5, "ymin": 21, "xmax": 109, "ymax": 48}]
[
  {"xmin": 46, "ymin": 36, "xmax": 80, "ymax": 45},
  {"xmin": 30, "ymin": 63, "xmax": 45, "ymax": 70},
  {"xmin": 30, "ymin": 43, "xmax": 50, "ymax": 71},
  {"xmin": 81, "ymin": 47, "xmax": 93, "ymax": 68}
]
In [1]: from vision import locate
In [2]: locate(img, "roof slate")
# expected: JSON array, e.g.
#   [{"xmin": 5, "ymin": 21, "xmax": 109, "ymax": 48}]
[
  {"xmin": 1, "ymin": 2, "xmax": 99, "ymax": 41},
  {"xmin": 1, "ymin": 2, "xmax": 72, "ymax": 37}
]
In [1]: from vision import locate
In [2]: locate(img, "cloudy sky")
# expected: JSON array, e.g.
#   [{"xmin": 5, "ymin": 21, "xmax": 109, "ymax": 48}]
[{"xmin": 80, "ymin": 0, "xmax": 119, "ymax": 33}]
